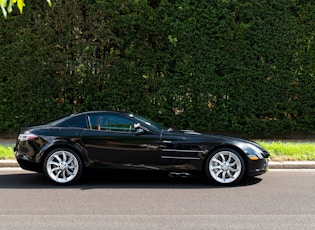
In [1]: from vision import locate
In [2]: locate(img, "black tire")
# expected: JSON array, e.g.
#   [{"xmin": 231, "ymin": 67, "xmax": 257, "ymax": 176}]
[
  {"xmin": 43, "ymin": 148, "xmax": 83, "ymax": 185},
  {"xmin": 205, "ymin": 148, "xmax": 245, "ymax": 185}
]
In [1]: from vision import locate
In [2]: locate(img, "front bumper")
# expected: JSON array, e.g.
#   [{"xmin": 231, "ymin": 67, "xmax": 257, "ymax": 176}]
[{"xmin": 247, "ymin": 158, "xmax": 269, "ymax": 177}]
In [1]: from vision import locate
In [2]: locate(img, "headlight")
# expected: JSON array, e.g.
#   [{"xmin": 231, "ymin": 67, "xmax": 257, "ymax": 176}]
[
  {"xmin": 238, "ymin": 143, "xmax": 264, "ymax": 160},
  {"xmin": 248, "ymin": 151, "xmax": 263, "ymax": 160}
]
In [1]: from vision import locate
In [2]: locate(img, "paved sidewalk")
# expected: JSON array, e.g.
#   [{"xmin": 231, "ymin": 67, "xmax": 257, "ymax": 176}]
[{"xmin": 1, "ymin": 159, "xmax": 315, "ymax": 169}]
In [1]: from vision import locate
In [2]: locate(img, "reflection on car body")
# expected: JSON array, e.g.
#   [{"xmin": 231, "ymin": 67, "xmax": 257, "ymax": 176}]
[{"xmin": 15, "ymin": 111, "xmax": 269, "ymax": 185}]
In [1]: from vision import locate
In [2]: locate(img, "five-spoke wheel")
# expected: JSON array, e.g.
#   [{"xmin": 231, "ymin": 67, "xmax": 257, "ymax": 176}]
[
  {"xmin": 43, "ymin": 149, "xmax": 82, "ymax": 184},
  {"xmin": 205, "ymin": 148, "xmax": 245, "ymax": 185}
]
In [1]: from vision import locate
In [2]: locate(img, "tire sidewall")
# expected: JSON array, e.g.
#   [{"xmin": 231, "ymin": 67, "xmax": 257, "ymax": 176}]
[
  {"xmin": 205, "ymin": 148, "xmax": 245, "ymax": 185},
  {"xmin": 43, "ymin": 148, "xmax": 83, "ymax": 185}
]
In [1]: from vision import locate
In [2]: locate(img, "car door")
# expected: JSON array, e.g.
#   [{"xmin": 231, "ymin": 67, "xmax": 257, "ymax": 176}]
[{"xmin": 80, "ymin": 113, "xmax": 161, "ymax": 165}]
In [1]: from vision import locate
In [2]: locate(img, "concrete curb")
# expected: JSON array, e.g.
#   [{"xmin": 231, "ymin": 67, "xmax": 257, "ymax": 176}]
[
  {"xmin": 0, "ymin": 160, "xmax": 19, "ymax": 168},
  {"xmin": 1, "ymin": 159, "xmax": 315, "ymax": 169},
  {"xmin": 268, "ymin": 161, "xmax": 315, "ymax": 169}
]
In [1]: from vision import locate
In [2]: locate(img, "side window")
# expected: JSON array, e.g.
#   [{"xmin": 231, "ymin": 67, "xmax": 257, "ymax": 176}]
[
  {"xmin": 89, "ymin": 114, "xmax": 136, "ymax": 133},
  {"xmin": 71, "ymin": 119, "xmax": 88, "ymax": 129}
]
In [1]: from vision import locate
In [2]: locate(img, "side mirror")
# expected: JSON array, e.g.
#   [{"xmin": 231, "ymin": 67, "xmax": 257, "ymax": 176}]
[
  {"xmin": 134, "ymin": 123, "xmax": 147, "ymax": 135},
  {"xmin": 134, "ymin": 123, "xmax": 141, "ymax": 129},
  {"xmin": 136, "ymin": 128, "xmax": 144, "ymax": 135}
]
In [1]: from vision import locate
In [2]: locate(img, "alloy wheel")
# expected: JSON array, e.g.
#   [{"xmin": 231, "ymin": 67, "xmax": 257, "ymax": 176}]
[
  {"xmin": 207, "ymin": 149, "xmax": 244, "ymax": 184},
  {"xmin": 45, "ymin": 149, "xmax": 81, "ymax": 184}
]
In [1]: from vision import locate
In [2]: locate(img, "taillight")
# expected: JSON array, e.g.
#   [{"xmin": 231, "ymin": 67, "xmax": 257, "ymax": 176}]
[{"xmin": 18, "ymin": 132, "xmax": 38, "ymax": 141}]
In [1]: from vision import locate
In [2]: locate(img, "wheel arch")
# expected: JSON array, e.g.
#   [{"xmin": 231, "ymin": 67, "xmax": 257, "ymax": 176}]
[
  {"xmin": 202, "ymin": 144, "xmax": 248, "ymax": 172},
  {"xmin": 39, "ymin": 142, "xmax": 88, "ymax": 169}
]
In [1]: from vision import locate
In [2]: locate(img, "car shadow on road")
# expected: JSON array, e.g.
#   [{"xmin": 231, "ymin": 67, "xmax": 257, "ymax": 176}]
[{"xmin": 0, "ymin": 169, "xmax": 263, "ymax": 189}]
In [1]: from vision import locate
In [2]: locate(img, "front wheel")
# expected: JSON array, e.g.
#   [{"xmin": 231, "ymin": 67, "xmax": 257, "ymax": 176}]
[
  {"xmin": 43, "ymin": 148, "xmax": 83, "ymax": 184},
  {"xmin": 205, "ymin": 148, "xmax": 245, "ymax": 185}
]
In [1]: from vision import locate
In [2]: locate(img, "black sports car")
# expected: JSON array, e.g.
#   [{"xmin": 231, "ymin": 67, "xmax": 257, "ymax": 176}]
[{"xmin": 15, "ymin": 111, "xmax": 269, "ymax": 185}]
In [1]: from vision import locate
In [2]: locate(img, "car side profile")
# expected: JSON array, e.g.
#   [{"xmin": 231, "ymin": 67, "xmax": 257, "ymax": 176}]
[{"xmin": 15, "ymin": 111, "xmax": 269, "ymax": 185}]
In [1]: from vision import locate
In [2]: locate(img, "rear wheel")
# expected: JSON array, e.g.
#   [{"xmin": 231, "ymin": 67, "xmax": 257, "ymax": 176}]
[
  {"xmin": 43, "ymin": 148, "xmax": 82, "ymax": 184},
  {"xmin": 205, "ymin": 148, "xmax": 245, "ymax": 185}
]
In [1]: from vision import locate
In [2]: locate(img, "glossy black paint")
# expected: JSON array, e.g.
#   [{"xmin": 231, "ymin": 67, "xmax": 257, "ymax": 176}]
[{"xmin": 15, "ymin": 111, "xmax": 269, "ymax": 180}]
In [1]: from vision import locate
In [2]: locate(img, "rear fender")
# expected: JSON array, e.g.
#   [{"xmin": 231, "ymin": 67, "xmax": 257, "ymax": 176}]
[{"xmin": 38, "ymin": 140, "xmax": 88, "ymax": 167}]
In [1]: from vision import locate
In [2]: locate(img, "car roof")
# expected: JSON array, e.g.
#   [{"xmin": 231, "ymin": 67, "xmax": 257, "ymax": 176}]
[{"xmin": 48, "ymin": 111, "xmax": 132, "ymax": 127}]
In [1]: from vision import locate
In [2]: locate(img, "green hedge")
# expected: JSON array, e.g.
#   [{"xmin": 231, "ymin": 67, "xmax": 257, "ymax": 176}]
[{"xmin": 0, "ymin": 0, "xmax": 314, "ymax": 137}]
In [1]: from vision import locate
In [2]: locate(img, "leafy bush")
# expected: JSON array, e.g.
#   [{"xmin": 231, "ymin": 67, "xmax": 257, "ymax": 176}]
[{"xmin": 0, "ymin": 0, "xmax": 314, "ymax": 137}]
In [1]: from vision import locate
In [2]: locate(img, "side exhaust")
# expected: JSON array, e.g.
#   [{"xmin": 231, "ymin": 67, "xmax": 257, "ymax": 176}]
[{"xmin": 168, "ymin": 172, "xmax": 192, "ymax": 178}]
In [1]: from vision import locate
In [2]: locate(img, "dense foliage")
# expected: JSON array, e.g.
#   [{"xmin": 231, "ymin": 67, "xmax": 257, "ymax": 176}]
[
  {"xmin": 0, "ymin": 0, "xmax": 314, "ymax": 137},
  {"xmin": 0, "ymin": 0, "xmax": 52, "ymax": 18}
]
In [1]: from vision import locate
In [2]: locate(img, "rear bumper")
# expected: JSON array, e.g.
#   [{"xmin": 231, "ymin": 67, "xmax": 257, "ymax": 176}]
[
  {"xmin": 15, "ymin": 150, "xmax": 42, "ymax": 173},
  {"xmin": 247, "ymin": 158, "xmax": 269, "ymax": 177}
]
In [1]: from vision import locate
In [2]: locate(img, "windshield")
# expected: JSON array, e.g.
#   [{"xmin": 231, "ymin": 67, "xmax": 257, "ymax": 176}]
[{"xmin": 128, "ymin": 114, "xmax": 167, "ymax": 130}]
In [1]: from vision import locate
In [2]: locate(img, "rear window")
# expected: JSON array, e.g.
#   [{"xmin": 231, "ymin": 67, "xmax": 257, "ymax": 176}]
[{"xmin": 47, "ymin": 114, "xmax": 87, "ymax": 128}]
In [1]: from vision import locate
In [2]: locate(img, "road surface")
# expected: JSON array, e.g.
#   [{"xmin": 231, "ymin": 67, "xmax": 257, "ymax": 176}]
[{"xmin": 0, "ymin": 168, "xmax": 314, "ymax": 229}]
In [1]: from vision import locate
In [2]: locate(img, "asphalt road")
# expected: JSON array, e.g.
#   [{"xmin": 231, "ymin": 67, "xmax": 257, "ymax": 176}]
[{"xmin": 0, "ymin": 168, "xmax": 314, "ymax": 229}]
